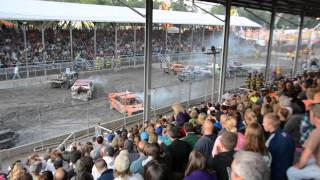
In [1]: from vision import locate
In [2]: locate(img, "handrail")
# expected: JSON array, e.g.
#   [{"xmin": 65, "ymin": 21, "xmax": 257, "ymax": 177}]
[
  {"xmin": 56, "ymin": 132, "xmax": 74, "ymax": 150},
  {"xmin": 96, "ymin": 125, "xmax": 112, "ymax": 133}
]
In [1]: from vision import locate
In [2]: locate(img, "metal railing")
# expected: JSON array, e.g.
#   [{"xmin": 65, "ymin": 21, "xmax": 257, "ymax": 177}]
[{"xmin": 0, "ymin": 52, "xmax": 210, "ymax": 81}]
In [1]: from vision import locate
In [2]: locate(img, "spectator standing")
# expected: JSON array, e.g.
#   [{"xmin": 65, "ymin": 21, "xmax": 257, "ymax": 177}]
[
  {"xmin": 300, "ymin": 91, "xmax": 320, "ymax": 145},
  {"xmin": 188, "ymin": 109, "xmax": 198, "ymax": 126},
  {"xmin": 244, "ymin": 122, "xmax": 272, "ymax": 167},
  {"xmin": 113, "ymin": 150, "xmax": 143, "ymax": 180},
  {"xmin": 130, "ymin": 141, "xmax": 147, "ymax": 174},
  {"xmin": 29, "ymin": 161, "xmax": 42, "ymax": 180},
  {"xmin": 91, "ymin": 136, "xmax": 106, "ymax": 160},
  {"xmin": 95, "ymin": 159, "xmax": 113, "ymax": 180},
  {"xmin": 287, "ymin": 104, "xmax": 320, "ymax": 179},
  {"xmin": 144, "ymin": 160, "xmax": 169, "ymax": 180},
  {"xmin": 12, "ymin": 64, "xmax": 21, "ymax": 80},
  {"xmin": 183, "ymin": 150, "xmax": 217, "ymax": 180},
  {"xmin": 54, "ymin": 168, "xmax": 68, "ymax": 180},
  {"xmin": 194, "ymin": 120, "xmax": 216, "ymax": 159},
  {"xmin": 181, "ymin": 122, "xmax": 198, "ymax": 148},
  {"xmin": 230, "ymin": 151, "xmax": 270, "ymax": 180},
  {"xmin": 212, "ymin": 116, "xmax": 244, "ymax": 157},
  {"xmin": 263, "ymin": 113, "xmax": 295, "ymax": 180},
  {"xmin": 284, "ymin": 113, "xmax": 304, "ymax": 146},
  {"xmin": 207, "ymin": 131, "xmax": 237, "ymax": 180},
  {"xmin": 165, "ymin": 127, "xmax": 191, "ymax": 180},
  {"xmin": 172, "ymin": 104, "xmax": 189, "ymax": 127}
]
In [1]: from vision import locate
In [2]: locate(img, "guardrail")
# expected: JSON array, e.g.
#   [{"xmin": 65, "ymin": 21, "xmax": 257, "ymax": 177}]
[{"xmin": 0, "ymin": 52, "xmax": 210, "ymax": 81}]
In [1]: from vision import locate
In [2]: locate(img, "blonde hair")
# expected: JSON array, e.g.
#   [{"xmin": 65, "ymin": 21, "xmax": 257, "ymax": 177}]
[
  {"xmin": 244, "ymin": 109, "xmax": 257, "ymax": 125},
  {"xmin": 223, "ymin": 116, "xmax": 237, "ymax": 133},
  {"xmin": 172, "ymin": 103, "xmax": 184, "ymax": 115},
  {"xmin": 190, "ymin": 109, "xmax": 198, "ymax": 119},
  {"xmin": 9, "ymin": 163, "xmax": 26, "ymax": 180},
  {"xmin": 197, "ymin": 113, "xmax": 207, "ymax": 125}
]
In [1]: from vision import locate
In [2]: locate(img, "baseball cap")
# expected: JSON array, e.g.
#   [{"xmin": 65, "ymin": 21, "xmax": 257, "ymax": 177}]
[
  {"xmin": 155, "ymin": 127, "xmax": 162, "ymax": 136},
  {"xmin": 140, "ymin": 131, "xmax": 149, "ymax": 141},
  {"xmin": 105, "ymin": 134, "xmax": 114, "ymax": 142}
]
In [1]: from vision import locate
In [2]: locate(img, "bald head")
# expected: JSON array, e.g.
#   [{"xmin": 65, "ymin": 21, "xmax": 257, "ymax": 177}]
[
  {"xmin": 263, "ymin": 113, "xmax": 280, "ymax": 133},
  {"xmin": 202, "ymin": 120, "xmax": 214, "ymax": 135},
  {"xmin": 95, "ymin": 158, "xmax": 107, "ymax": 172},
  {"xmin": 54, "ymin": 168, "xmax": 68, "ymax": 180}
]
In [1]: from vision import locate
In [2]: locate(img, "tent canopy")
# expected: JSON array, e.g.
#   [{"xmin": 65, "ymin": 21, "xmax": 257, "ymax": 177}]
[{"xmin": 0, "ymin": 0, "xmax": 261, "ymax": 27}]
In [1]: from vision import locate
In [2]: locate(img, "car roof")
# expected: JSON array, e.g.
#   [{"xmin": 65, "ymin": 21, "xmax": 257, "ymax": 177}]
[
  {"xmin": 73, "ymin": 79, "xmax": 92, "ymax": 86},
  {"xmin": 113, "ymin": 92, "xmax": 139, "ymax": 99}
]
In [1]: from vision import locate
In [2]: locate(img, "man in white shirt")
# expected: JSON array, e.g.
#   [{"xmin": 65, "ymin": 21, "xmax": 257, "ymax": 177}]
[{"xmin": 12, "ymin": 64, "xmax": 21, "ymax": 80}]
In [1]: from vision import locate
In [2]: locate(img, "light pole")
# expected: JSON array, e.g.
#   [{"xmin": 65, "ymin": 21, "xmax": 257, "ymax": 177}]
[
  {"xmin": 22, "ymin": 22, "xmax": 29, "ymax": 78},
  {"xmin": 203, "ymin": 46, "xmax": 221, "ymax": 103}
]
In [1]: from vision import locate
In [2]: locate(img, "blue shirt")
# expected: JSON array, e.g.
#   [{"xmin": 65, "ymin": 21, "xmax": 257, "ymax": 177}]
[
  {"xmin": 97, "ymin": 169, "xmax": 113, "ymax": 180},
  {"xmin": 267, "ymin": 128, "xmax": 295, "ymax": 180}
]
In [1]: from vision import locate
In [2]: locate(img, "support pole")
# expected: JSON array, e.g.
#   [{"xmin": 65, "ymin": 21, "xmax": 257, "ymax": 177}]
[
  {"xmin": 134, "ymin": 27, "xmax": 137, "ymax": 57},
  {"xmin": 211, "ymin": 54, "xmax": 216, "ymax": 102},
  {"xmin": 218, "ymin": 1, "xmax": 231, "ymax": 102},
  {"xmin": 114, "ymin": 26, "xmax": 118, "ymax": 70},
  {"xmin": 292, "ymin": 15, "xmax": 304, "ymax": 77},
  {"xmin": 69, "ymin": 28, "xmax": 73, "ymax": 61},
  {"xmin": 178, "ymin": 26, "xmax": 182, "ymax": 62},
  {"xmin": 94, "ymin": 26, "xmax": 97, "ymax": 59},
  {"xmin": 201, "ymin": 26, "xmax": 205, "ymax": 48},
  {"xmin": 115, "ymin": 26, "xmax": 118, "ymax": 57},
  {"xmin": 22, "ymin": 23, "xmax": 29, "ymax": 78},
  {"xmin": 134, "ymin": 27, "xmax": 137, "ymax": 67},
  {"xmin": 265, "ymin": 10, "xmax": 275, "ymax": 82},
  {"xmin": 143, "ymin": 0, "xmax": 153, "ymax": 122},
  {"xmin": 165, "ymin": 28, "xmax": 168, "ymax": 54},
  {"xmin": 191, "ymin": 26, "xmax": 194, "ymax": 52},
  {"xmin": 41, "ymin": 23, "xmax": 46, "ymax": 76}
]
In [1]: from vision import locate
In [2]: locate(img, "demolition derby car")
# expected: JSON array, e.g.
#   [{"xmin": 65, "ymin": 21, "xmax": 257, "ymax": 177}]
[
  {"xmin": 177, "ymin": 66, "xmax": 212, "ymax": 82},
  {"xmin": 107, "ymin": 91, "xmax": 143, "ymax": 116},
  {"xmin": 49, "ymin": 70, "xmax": 78, "ymax": 89},
  {"xmin": 164, "ymin": 63, "xmax": 187, "ymax": 74},
  {"xmin": 71, "ymin": 79, "xmax": 95, "ymax": 101}
]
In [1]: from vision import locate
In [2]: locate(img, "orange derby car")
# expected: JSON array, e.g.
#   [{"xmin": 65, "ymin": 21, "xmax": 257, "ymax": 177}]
[
  {"xmin": 107, "ymin": 91, "xmax": 143, "ymax": 116},
  {"xmin": 170, "ymin": 63, "xmax": 186, "ymax": 74}
]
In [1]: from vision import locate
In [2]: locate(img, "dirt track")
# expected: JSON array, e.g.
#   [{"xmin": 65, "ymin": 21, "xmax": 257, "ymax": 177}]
[
  {"xmin": 0, "ymin": 56, "xmax": 292, "ymax": 146},
  {"xmin": 0, "ymin": 64, "xmax": 195, "ymax": 146}
]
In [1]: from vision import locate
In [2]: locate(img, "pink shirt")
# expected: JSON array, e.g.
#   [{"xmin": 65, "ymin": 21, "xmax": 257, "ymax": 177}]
[{"xmin": 212, "ymin": 132, "xmax": 245, "ymax": 157}]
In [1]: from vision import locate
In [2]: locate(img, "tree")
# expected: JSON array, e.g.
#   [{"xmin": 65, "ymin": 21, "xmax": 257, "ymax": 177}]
[
  {"xmin": 210, "ymin": 4, "xmax": 225, "ymax": 15},
  {"xmin": 171, "ymin": 0, "xmax": 191, "ymax": 11},
  {"xmin": 49, "ymin": 0, "xmax": 161, "ymax": 8}
]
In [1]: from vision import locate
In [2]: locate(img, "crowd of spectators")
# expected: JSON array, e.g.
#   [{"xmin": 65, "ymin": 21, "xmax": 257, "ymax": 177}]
[
  {"xmin": 0, "ymin": 25, "xmax": 216, "ymax": 68},
  {"xmin": 1, "ymin": 66, "xmax": 320, "ymax": 180}
]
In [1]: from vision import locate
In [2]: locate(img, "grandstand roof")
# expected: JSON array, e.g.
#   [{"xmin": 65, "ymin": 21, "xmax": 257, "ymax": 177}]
[
  {"xmin": 0, "ymin": 0, "xmax": 261, "ymax": 27},
  {"xmin": 203, "ymin": 0, "xmax": 320, "ymax": 18}
]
